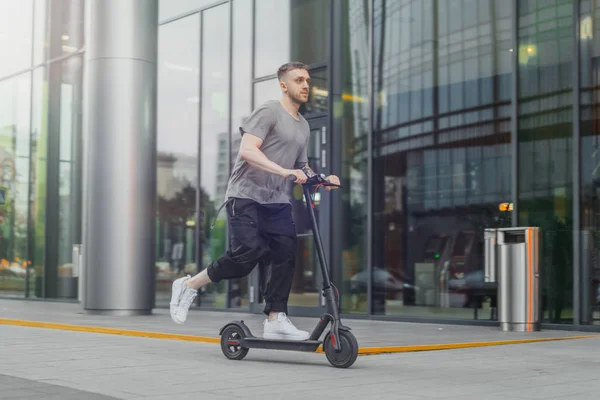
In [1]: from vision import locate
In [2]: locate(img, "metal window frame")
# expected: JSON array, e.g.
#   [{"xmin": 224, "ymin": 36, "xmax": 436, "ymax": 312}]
[
  {"xmin": 248, "ymin": 0, "xmax": 261, "ymax": 314},
  {"xmin": 253, "ymin": 62, "xmax": 329, "ymax": 84},
  {"xmin": 573, "ymin": 0, "xmax": 581, "ymax": 326},
  {"xmin": 0, "ymin": 50, "xmax": 86, "ymax": 84},
  {"xmin": 24, "ymin": 0, "xmax": 37, "ymax": 298},
  {"xmin": 329, "ymin": 0, "xmax": 343, "ymax": 302},
  {"xmin": 511, "ymin": 0, "xmax": 519, "ymax": 228},
  {"xmin": 158, "ymin": 0, "xmax": 229, "ymax": 25},
  {"xmin": 367, "ymin": 0, "xmax": 374, "ymax": 316},
  {"xmin": 195, "ymin": 11, "xmax": 204, "ymax": 307},
  {"xmin": 225, "ymin": 0, "xmax": 234, "ymax": 308}
]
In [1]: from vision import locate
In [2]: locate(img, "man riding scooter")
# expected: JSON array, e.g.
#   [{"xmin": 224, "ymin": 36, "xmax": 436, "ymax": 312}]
[{"xmin": 169, "ymin": 61, "xmax": 340, "ymax": 340}]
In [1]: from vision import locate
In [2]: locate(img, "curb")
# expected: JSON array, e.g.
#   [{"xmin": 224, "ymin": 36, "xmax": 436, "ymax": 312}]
[{"xmin": 1, "ymin": 318, "xmax": 597, "ymax": 355}]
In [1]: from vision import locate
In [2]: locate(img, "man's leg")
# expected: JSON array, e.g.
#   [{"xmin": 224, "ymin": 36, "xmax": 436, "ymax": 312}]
[
  {"xmin": 259, "ymin": 203, "xmax": 309, "ymax": 340},
  {"xmin": 262, "ymin": 233, "xmax": 297, "ymax": 316},
  {"xmin": 170, "ymin": 198, "xmax": 265, "ymax": 324}
]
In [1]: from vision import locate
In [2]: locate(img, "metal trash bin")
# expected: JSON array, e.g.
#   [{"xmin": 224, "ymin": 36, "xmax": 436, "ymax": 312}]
[
  {"xmin": 72, "ymin": 244, "xmax": 84, "ymax": 306},
  {"xmin": 485, "ymin": 227, "xmax": 541, "ymax": 332}
]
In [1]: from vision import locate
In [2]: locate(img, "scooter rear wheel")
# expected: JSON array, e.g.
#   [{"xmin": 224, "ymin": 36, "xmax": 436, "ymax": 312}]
[
  {"xmin": 220, "ymin": 325, "xmax": 249, "ymax": 361},
  {"xmin": 323, "ymin": 330, "xmax": 358, "ymax": 368}
]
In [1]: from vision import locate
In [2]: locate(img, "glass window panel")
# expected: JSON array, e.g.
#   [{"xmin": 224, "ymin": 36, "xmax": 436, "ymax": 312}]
[
  {"xmin": 199, "ymin": 4, "xmax": 230, "ymax": 309},
  {"xmin": 448, "ymin": 0, "xmax": 463, "ymax": 32},
  {"xmin": 30, "ymin": 67, "xmax": 45, "ymax": 299},
  {"xmin": 372, "ymin": 0, "xmax": 513, "ymax": 318},
  {"xmin": 55, "ymin": 55, "xmax": 83, "ymax": 298},
  {"xmin": 301, "ymin": 68, "xmax": 328, "ymax": 116},
  {"xmin": 254, "ymin": 0, "xmax": 329, "ymax": 78},
  {"xmin": 580, "ymin": 0, "xmax": 600, "ymax": 325},
  {"xmin": 519, "ymin": 0, "xmax": 572, "ymax": 324},
  {"xmin": 0, "ymin": 2, "xmax": 33, "ymax": 76},
  {"xmin": 254, "ymin": 79, "xmax": 282, "ymax": 107},
  {"xmin": 156, "ymin": 15, "xmax": 200, "ymax": 307},
  {"xmin": 228, "ymin": 0, "xmax": 253, "ymax": 309},
  {"xmin": 33, "ymin": 0, "xmax": 48, "ymax": 65},
  {"xmin": 339, "ymin": 0, "xmax": 369, "ymax": 314},
  {"xmin": 31, "ymin": 54, "xmax": 84, "ymax": 300},
  {"xmin": 0, "ymin": 73, "xmax": 32, "ymax": 298}
]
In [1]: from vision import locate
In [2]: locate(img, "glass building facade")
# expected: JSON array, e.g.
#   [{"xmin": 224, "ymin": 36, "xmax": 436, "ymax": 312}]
[
  {"xmin": 0, "ymin": 0, "xmax": 84, "ymax": 300},
  {"xmin": 4, "ymin": 0, "xmax": 600, "ymax": 328}
]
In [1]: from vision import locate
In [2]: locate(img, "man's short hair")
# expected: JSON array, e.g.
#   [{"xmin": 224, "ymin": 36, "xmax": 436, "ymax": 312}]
[{"xmin": 277, "ymin": 62, "xmax": 308, "ymax": 81}]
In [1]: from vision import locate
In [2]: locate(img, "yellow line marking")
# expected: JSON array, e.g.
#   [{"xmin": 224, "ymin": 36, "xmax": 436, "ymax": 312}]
[
  {"xmin": 1, "ymin": 318, "xmax": 598, "ymax": 355},
  {"xmin": 0, "ymin": 318, "xmax": 220, "ymax": 344},
  {"xmin": 350, "ymin": 335, "xmax": 600, "ymax": 355}
]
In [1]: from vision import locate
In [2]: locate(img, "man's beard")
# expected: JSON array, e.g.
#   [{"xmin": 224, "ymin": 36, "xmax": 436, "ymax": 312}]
[{"xmin": 291, "ymin": 91, "xmax": 308, "ymax": 104}]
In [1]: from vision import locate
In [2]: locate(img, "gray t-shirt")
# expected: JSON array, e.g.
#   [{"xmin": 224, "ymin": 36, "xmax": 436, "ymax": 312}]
[{"xmin": 225, "ymin": 100, "xmax": 310, "ymax": 204}]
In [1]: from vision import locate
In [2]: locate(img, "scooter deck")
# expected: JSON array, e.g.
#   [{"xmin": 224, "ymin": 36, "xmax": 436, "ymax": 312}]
[{"xmin": 243, "ymin": 337, "xmax": 322, "ymax": 352}]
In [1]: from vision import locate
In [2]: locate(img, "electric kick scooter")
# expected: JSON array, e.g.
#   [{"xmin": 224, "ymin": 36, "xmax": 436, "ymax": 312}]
[{"xmin": 219, "ymin": 172, "xmax": 359, "ymax": 368}]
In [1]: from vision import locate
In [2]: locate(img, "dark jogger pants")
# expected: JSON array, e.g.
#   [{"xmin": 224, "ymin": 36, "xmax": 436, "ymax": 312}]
[{"xmin": 206, "ymin": 198, "xmax": 297, "ymax": 315}]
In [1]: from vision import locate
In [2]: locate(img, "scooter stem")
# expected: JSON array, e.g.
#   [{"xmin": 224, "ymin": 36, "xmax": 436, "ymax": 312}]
[
  {"xmin": 303, "ymin": 185, "xmax": 343, "ymax": 352},
  {"xmin": 303, "ymin": 185, "xmax": 332, "ymax": 288}
]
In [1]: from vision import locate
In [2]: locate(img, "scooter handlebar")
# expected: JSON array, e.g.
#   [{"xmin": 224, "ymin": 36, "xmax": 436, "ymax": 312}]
[{"xmin": 286, "ymin": 173, "xmax": 343, "ymax": 188}]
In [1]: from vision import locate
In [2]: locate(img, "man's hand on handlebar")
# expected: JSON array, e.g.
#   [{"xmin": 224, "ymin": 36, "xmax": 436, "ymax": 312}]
[
  {"xmin": 324, "ymin": 175, "xmax": 341, "ymax": 190},
  {"xmin": 282, "ymin": 168, "xmax": 307, "ymax": 184}
]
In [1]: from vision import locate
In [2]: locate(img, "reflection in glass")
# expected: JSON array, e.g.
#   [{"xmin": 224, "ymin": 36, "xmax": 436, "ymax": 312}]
[
  {"xmin": 254, "ymin": 73, "xmax": 328, "ymax": 117},
  {"xmin": 340, "ymin": 0, "xmax": 370, "ymax": 314},
  {"xmin": 254, "ymin": 0, "xmax": 329, "ymax": 78},
  {"xmin": 47, "ymin": 0, "xmax": 85, "ymax": 61},
  {"xmin": 288, "ymin": 118, "xmax": 327, "ymax": 307},
  {"xmin": 156, "ymin": 16, "xmax": 200, "ymax": 307},
  {"xmin": 0, "ymin": 73, "xmax": 32, "ymax": 298},
  {"xmin": 199, "ymin": 4, "xmax": 230, "ymax": 309},
  {"xmin": 30, "ymin": 67, "xmax": 46, "ymax": 299},
  {"xmin": 580, "ymin": 0, "xmax": 600, "ymax": 325},
  {"xmin": 0, "ymin": 1, "xmax": 33, "ymax": 76},
  {"xmin": 518, "ymin": 0, "xmax": 573, "ymax": 324},
  {"xmin": 371, "ymin": 0, "xmax": 512, "ymax": 318},
  {"xmin": 228, "ymin": 0, "xmax": 253, "ymax": 309},
  {"xmin": 300, "ymin": 68, "xmax": 329, "ymax": 116},
  {"xmin": 33, "ymin": 0, "xmax": 48, "ymax": 65},
  {"xmin": 55, "ymin": 55, "xmax": 83, "ymax": 298}
]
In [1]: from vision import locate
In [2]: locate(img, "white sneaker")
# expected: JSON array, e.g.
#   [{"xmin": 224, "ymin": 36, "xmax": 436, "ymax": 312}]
[
  {"xmin": 170, "ymin": 275, "xmax": 197, "ymax": 324},
  {"xmin": 263, "ymin": 313, "xmax": 310, "ymax": 341}
]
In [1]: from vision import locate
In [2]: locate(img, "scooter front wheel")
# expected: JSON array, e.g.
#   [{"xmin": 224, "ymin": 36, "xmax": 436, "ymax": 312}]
[
  {"xmin": 323, "ymin": 330, "xmax": 358, "ymax": 368},
  {"xmin": 220, "ymin": 325, "xmax": 249, "ymax": 361}
]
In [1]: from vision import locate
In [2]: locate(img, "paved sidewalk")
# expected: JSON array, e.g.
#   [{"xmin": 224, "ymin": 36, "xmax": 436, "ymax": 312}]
[
  {"xmin": 1, "ymin": 373, "xmax": 118, "ymax": 400},
  {"xmin": 0, "ymin": 299, "xmax": 596, "ymax": 349},
  {"xmin": 2, "ymin": 323, "xmax": 600, "ymax": 400}
]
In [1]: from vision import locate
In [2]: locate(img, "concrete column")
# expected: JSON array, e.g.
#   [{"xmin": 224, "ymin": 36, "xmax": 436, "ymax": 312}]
[{"xmin": 82, "ymin": 0, "xmax": 158, "ymax": 315}]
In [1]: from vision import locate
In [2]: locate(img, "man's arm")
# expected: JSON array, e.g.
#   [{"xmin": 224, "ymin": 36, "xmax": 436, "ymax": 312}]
[
  {"xmin": 295, "ymin": 157, "xmax": 340, "ymax": 190},
  {"xmin": 294, "ymin": 161, "xmax": 316, "ymax": 178},
  {"xmin": 239, "ymin": 133, "xmax": 307, "ymax": 183}
]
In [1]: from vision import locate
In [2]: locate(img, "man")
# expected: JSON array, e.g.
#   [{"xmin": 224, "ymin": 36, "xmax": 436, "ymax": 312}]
[{"xmin": 169, "ymin": 62, "xmax": 340, "ymax": 341}]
